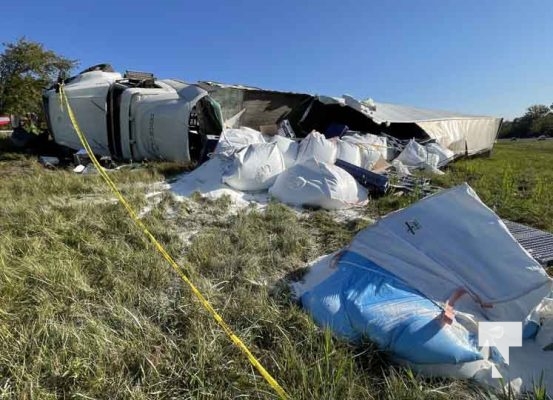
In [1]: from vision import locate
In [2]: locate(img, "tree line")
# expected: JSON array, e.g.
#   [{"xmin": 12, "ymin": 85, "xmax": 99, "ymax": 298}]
[
  {"xmin": 498, "ymin": 104, "xmax": 553, "ymax": 138},
  {"xmin": 1, "ymin": 38, "xmax": 551, "ymax": 139}
]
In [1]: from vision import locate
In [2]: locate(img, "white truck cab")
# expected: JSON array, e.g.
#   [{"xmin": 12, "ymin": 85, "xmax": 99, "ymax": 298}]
[{"xmin": 43, "ymin": 65, "xmax": 221, "ymax": 163}]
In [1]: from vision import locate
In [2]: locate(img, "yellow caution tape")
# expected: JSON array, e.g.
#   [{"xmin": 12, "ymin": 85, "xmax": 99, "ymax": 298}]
[{"xmin": 59, "ymin": 84, "xmax": 288, "ymax": 400}]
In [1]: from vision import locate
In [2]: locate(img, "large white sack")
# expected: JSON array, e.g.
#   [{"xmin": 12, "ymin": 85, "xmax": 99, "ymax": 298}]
[
  {"xmin": 342, "ymin": 133, "xmax": 391, "ymax": 160},
  {"xmin": 346, "ymin": 183, "xmax": 553, "ymax": 322},
  {"xmin": 395, "ymin": 139, "xmax": 441, "ymax": 171},
  {"xmin": 222, "ymin": 142, "xmax": 285, "ymax": 191},
  {"xmin": 336, "ymin": 139, "xmax": 385, "ymax": 170},
  {"xmin": 426, "ymin": 142, "xmax": 455, "ymax": 166},
  {"xmin": 268, "ymin": 159, "xmax": 368, "ymax": 210},
  {"xmin": 394, "ymin": 139, "xmax": 428, "ymax": 166},
  {"xmin": 335, "ymin": 139, "xmax": 362, "ymax": 166},
  {"xmin": 265, "ymin": 135, "xmax": 298, "ymax": 168},
  {"xmin": 296, "ymin": 131, "xmax": 337, "ymax": 164},
  {"xmin": 213, "ymin": 127, "xmax": 264, "ymax": 157},
  {"xmin": 360, "ymin": 148, "xmax": 385, "ymax": 170}
]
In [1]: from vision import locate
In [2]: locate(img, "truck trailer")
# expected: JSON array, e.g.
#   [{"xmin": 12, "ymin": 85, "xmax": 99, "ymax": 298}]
[{"xmin": 43, "ymin": 64, "xmax": 502, "ymax": 163}]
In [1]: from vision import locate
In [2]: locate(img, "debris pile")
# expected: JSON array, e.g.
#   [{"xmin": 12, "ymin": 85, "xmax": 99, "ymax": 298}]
[
  {"xmin": 33, "ymin": 64, "xmax": 504, "ymax": 209},
  {"xmin": 171, "ymin": 126, "xmax": 453, "ymax": 209}
]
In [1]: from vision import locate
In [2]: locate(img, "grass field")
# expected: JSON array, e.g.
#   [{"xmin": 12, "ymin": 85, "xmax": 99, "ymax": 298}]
[{"xmin": 0, "ymin": 137, "xmax": 552, "ymax": 399}]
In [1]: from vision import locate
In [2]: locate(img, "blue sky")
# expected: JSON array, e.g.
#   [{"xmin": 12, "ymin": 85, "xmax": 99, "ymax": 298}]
[{"xmin": 3, "ymin": 0, "xmax": 553, "ymax": 119}]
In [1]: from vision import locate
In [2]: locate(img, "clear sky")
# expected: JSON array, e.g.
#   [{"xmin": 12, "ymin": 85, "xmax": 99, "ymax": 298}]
[{"xmin": 3, "ymin": 0, "xmax": 553, "ymax": 120}]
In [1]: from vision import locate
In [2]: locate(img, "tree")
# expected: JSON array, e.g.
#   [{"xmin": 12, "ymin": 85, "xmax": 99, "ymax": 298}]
[
  {"xmin": 500, "ymin": 104, "xmax": 552, "ymax": 138},
  {"xmin": 525, "ymin": 104, "xmax": 550, "ymax": 120},
  {"xmin": 531, "ymin": 113, "xmax": 553, "ymax": 136},
  {"xmin": 0, "ymin": 38, "xmax": 78, "ymax": 118},
  {"xmin": 498, "ymin": 120, "xmax": 513, "ymax": 138}
]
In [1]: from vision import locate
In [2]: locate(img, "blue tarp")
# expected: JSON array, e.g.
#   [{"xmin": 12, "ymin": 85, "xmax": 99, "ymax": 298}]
[{"xmin": 301, "ymin": 250, "xmax": 483, "ymax": 364}]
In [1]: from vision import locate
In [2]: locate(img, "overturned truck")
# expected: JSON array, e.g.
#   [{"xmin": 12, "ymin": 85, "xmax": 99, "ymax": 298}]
[{"xmin": 43, "ymin": 64, "xmax": 502, "ymax": 163}]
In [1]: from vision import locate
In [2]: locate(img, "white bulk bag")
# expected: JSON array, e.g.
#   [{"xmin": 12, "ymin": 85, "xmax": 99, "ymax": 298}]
[
  {"xmin": 268, "ymin": 159, "xmax": 368, "ymax": 210},
  {"xmin": 336, "ymin": 138, "xmax": 385, "ymax": 170},
  {"xmin": 395, "ymin": 139, "xmax": 429, "ymax": 166},
  {"xmin": 336, "ymin": 139, "xmax": 362, "ymax": 166},
  {"xmin": 296, "ymin": 131, "xmax": 337, "ymax": 164},
  {"xmin": 213, "ymin": 127, "xmax": 264, "ymax": 157},
  {"xmin": 347, "ymin": 184, "xmax": 553, "ymax": 322},
  {"xmin": 296, "ymin": 185, "xmax": 553, "ymax": 394},
  {"xmin": 222, "ymin": 142, "xmax": 285, "ymax": 191},
  {"xmin": 342, "ymin": 133, "xmax": 391, "ymax": 160},
  {"xmin": 265, "ymin": 135, "xmax": 298, "ymax": 168},
  {"xmin": 360, "ymin": 148, "xmax": 384, "ymax": 170}
]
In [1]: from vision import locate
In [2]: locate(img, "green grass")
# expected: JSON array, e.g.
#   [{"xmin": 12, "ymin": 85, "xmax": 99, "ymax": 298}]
[
  {"xmin": 0, "ymin": 138, "xmax": 552, "ymax": 399},
  {"xmin": 369, "ymin": 141, "xmax": 553, "ymax": 232},
  {"xmin": 435, "ymin": 141, "xmax": 553, "ymax": 231}
]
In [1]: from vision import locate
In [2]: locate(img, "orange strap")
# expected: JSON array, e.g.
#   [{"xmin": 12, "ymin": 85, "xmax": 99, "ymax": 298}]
[{"xmin": 441, "ymin": 288, "xmax": 493, "ymax": 324}]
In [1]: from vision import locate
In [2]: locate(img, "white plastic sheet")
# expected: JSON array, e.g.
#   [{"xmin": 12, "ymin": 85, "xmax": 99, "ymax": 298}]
[
  {"xmin": 426, "ymin": 142, "xmax": 455, "ymax": 166},
  {"xmin": 269, "ymin": 159, "xmax": 368, "ymax": 209}
]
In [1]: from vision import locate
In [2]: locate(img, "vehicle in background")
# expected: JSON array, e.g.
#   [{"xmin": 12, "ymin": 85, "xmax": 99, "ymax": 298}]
[{"xmin": 0, "ymin": 116, "xmax": 10, "ymax": 127}]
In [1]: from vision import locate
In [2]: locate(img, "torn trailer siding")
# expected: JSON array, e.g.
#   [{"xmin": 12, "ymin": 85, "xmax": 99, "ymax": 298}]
[
  {"xmin": 291, "ymin": 96, "xmax": 503, "ymax": 157},
  {"xmin": 196, "ymin": 81, "xmax": 312, "ymax": 135}
]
